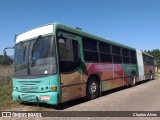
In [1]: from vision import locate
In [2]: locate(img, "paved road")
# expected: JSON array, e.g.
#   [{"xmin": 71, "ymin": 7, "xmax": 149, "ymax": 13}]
[
  {"xmin": 58, "ymin": 77, "xmax": 160, "ymax": 120},
  {"xmin": 66, "ymin": 78, "xmax": 160, "ymax": 111}
]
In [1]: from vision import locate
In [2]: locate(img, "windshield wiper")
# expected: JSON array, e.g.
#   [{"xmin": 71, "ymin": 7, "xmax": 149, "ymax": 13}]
[
  {"xmin": 30, "ymin": 35, "xmax": 42, "ymax": 67},
  {"xmin": 22, "ymin": 46, "xmax": 26, "ymax": 61},
  {"xmin": 31, "ymin": 35, "xmax": 42, "ymax": 53},
  {"xmin": 18, "ymin": 41, "xmax": 26, "ymax": 61}
]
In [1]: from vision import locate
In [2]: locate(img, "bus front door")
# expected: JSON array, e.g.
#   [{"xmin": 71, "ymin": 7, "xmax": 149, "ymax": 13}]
[{"xmin": 57, "ymin": 31, "xmax": 84, "ymax": 103}]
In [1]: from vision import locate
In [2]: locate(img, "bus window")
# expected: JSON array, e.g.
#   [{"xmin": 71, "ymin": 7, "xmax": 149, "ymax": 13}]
[
  {"xmin": 82, "ymin": 37, "xmax": 99, "ymax": 62},
  {"xmin": 112, "ymin": 45, "xmax": 121, "ymax": 55},
  {"xmin": 100, "ymin": 53, "xmax": 112, "ymax": 62},
  {"xmin": 131, "ymin": 58, "xmax": 137, "ymax": 64},
  {"xmin": 123, "ymin": 57, "xmax": 130, "ymax": 63},
  {"xmin": 113, "ymin": 55, "xmax": 122, "ymax": 63},
  {"xmin": 58, "ymin": 38, "xmax": 80, "ymax": 73},
  {"xmin": 83, "ymin": 51, "xmax": 99, "ymax": 62},
  {"xmin": 130, "ymin": 50, "xmax": 136, "ymax": 58},
  {"xmin": 122, "ymin": 48, "xmax": 129, "ymax": 57},
  {"xmin": 99, "ymin": 42, "xmax": 111, "ymax": 53}
]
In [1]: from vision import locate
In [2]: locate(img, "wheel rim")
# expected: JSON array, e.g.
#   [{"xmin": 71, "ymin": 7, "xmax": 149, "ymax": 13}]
[{"xmin": 90, "ymin": 82, "xmax": 97, "ymax": 94}]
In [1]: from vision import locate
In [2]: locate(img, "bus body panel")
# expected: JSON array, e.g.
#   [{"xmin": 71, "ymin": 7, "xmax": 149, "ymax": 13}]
[
  {"xmin": 122, "ymin": 64, "xmax": 138, "ymax": 84},
  {"xmin": 60, "ymin": 70, "xmax": 85, "ymax": 103},
  {"xmin": 83, "ymin": 63, "xmax": 138, "ymax": 92},
  {"xmin": 144, "ymin": 64, "xmax": 154, "ymax": 79},
  {"xmin": 143, "ymin": 52, "xmax": 155, "ymax": 79}
]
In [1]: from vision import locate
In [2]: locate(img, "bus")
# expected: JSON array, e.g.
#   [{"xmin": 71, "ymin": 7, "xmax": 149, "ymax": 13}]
[{"xmin": 12, "ymin": 23, "xmax": 154, "ymax": 105}]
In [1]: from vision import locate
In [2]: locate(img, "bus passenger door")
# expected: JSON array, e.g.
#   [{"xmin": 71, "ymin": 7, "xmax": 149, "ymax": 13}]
[{"xmin": 57, "ymin": 31, "xmax": 83, "ymax": 103}]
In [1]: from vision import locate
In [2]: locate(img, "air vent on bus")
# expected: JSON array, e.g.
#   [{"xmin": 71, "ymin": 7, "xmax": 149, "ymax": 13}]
[{"xmin": 76, "ymin": 27, "xmax": 82, "ymax": 30}]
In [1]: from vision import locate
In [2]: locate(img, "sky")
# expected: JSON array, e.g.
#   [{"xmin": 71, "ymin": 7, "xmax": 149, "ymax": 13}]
[{"xmin": 0, "ymin": 0, "xmax": 160, "ymax": 55}]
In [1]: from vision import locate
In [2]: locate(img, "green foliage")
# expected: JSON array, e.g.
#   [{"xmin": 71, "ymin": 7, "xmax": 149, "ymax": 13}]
[
  {"xmin": 0, "ymin": 55, "xmax": 13, "ymax": 65},
  {"xmin": 145, "ymin": 49, "xmax": 160, "ymax": 66}
]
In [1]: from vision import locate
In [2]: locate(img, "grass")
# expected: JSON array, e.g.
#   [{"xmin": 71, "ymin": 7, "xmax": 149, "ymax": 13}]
[
  {"xmin": 0, "ymin": 77, "xmax": 54, "ymax": 111},
  {"xmin": 0, "ymin": 77, "xmax": 20, "ymax": 110}
]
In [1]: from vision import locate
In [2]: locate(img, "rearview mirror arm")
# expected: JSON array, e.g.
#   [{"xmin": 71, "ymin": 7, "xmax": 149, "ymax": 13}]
[{"xmin": 3, "ymin": 46, "xmax": 14, "ymax": 63}]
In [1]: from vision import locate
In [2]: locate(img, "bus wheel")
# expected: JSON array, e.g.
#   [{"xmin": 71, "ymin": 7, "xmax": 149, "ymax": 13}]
[
  {"xmin": 131, "ymin": 73, "xmax": 136, "ymax": 87},
  {"xmin": 86, "ymin": 76, "xmax": 100, "ymax": 100}
]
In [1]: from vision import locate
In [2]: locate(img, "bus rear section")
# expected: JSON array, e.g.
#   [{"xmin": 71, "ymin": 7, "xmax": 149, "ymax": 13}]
[{"xmin": 136, "ymin": 50, "xmax": 155, "ymax": 81}]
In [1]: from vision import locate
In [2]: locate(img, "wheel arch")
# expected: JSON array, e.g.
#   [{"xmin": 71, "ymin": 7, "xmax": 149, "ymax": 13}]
[
  {"xmin": 86, "ymin": 74, "xmax": 101, "ymax": 85},
  {"xmin": 131, "ymin": 71, "xmax": 136, "ymax": 75},
  {"xmin": 86, "ymin": 73, "xmax": 101, "ymax": 99}
]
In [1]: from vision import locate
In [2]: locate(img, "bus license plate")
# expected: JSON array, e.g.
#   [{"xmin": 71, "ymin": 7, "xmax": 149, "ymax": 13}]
[{"xmin": 41, "ymin": 96, "xmax": 50, "ymax": 100}]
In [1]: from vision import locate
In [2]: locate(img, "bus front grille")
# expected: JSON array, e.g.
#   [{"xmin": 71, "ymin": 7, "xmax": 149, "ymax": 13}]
[
  {"xmin": 18, "ymin": 81, "xmax": 41, "ymax": 85},
  {"xmin": 20, "ymin": 86, "xmax": 39, "ymax": 92}
]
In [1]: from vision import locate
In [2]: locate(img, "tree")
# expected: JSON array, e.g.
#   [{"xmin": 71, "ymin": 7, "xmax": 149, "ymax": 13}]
[
  {"xmin": 145, "ymin": 49, "xmax": 160, "ymax": 67},
  {"xmin": 0, "ymin": 55, "xmax": 13, "ymax": 65}
]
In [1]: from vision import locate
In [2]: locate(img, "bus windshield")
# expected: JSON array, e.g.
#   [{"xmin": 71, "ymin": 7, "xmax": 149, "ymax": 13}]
[{"xmin": 14, "ymin": 35, "xmax": 56, "ymax": 76}]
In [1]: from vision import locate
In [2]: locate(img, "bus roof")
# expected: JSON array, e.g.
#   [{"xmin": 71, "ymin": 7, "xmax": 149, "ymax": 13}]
[
  {"xmin": 54, "ymin": 22, "xmax": 136, "ymax": 51},
  {"xmin": 16, "ymin": 22, "xmax": 154, "ymax": 58},
  {"xmin": 142, "ymin": 51, "xmax": 154, "ymax": 58}
]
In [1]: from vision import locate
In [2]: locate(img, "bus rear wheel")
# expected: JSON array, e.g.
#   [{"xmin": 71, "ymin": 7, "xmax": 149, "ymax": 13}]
[
  {"xmin": 131, "ymin": 73, "xmax": 136, "ymax": 87},
  {"xmin": 86, "ymin": 76, "xmax": 100, "ymax": 100},
  {"xmin": 150, "ymin": 72, "xmax": 153, "ymax": 80}
]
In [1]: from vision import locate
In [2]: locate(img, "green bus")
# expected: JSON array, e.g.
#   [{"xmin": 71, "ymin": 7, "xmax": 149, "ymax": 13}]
[{"xmin": 12, "ymin": 23, "xmax": 154, "ymax": 105}]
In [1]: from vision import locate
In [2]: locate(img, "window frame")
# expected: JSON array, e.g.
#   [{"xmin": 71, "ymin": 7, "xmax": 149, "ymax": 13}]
[
  {"xmin": 57, "ymin": 31, "xmax": 81, "ymax": 73},
  {"xmin": 82, "ymin": 37, "xmax": 99, "ymax": 62}
]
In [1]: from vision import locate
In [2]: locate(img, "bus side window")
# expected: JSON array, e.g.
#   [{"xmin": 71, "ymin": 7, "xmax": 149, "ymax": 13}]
[
  {"xmin": 112, "ymin": 45, "xmax": 122, "ymax": 63},
  {"xmin": 82, "ymin": 37, "xmax": 99, "ymax": 62},
  {"xmin": 58, "ymin": 38, "xmax": 79, "ymax": 73}
]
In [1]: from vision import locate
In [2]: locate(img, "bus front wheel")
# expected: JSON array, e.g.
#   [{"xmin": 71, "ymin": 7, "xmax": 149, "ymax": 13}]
[{"xmin": 86, "ymin": 76, "xmax": 100, "ymax": 100}]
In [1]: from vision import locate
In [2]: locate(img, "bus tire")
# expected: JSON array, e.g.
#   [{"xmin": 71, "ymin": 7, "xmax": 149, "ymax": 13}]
[
  {"xmin": 86, "ymin": 76, "xmax": 100, "ymax": 100},
  {"xmin": 131, "ymin": 73, "xmax": 136, "ymax": 87}
]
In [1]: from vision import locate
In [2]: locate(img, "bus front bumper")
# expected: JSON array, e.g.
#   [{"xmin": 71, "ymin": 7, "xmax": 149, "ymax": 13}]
[{"xmin": 12, "ymin": 91, "xmax": 58, "ymax": 105}]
